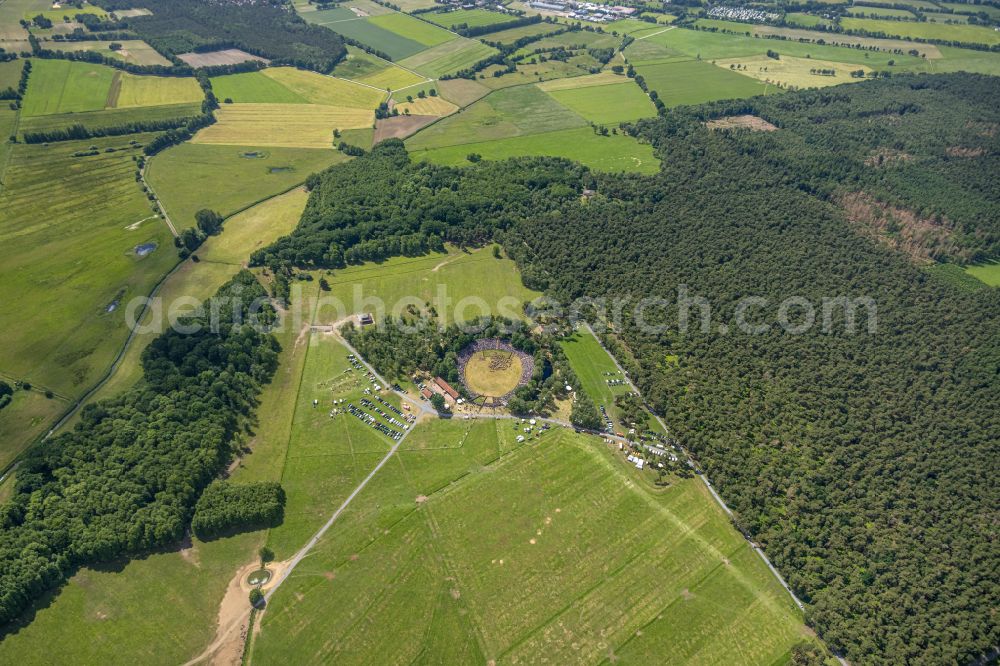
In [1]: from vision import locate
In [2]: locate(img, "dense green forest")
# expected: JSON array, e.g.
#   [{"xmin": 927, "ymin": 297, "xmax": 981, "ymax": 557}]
[
  {"xmin": 0, "ymin": 272, "xmax": 279, "ymax": 627},
  {"xmin": 254, "ymin": 73, "xmax": 999, "ymax": 664},
  {"xmin": 665, "ymin": 77, "xmax": 1000, "ymax": 262},
  {"xmin": 89, "ymin": 0, "xmax": 347, "ymax": 72},
  {"xmin": 191, "ymin": 480, "xmax": 286, "ymax": 540},
  {"xmin": 251, "ymin": 141, "xmax": 590, "ymax": 268}
]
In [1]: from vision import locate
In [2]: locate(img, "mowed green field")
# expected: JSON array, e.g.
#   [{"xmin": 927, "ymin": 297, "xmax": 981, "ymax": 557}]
[
  {"xmin": 966, "ymin": 260, "xmax": 1000, "ymax": 287},
  {"xmin": 212, "ymin": 67, "xmax": 386, "ymax": 107},
  {"xmin": 311, "ymin": 246, "xmax": 542, "ymax": 327},
  {"xmin": 483, "ymin": 20, "xmax": 557, "ymax": 44},
  {"xmin": 0, "ymin": 388, "xmax": 68, "ymax": 471},
  {"xmin": 840, "ymin": 16, "xmax": 1000, "ymax": 45},
  {"xmin": 560, "ymin": 327, "xmax": 635, "ymax": 424},
  {"xmin": 407, "ymin": 84, "xmax": 588, "ymax": 149},
  {"xmin": 20, "ymin": 59, "xmax": 114, "ymax": 115},
  {"xmin": 63, "ymin": 189, "xmax": 312, "ymax": 421},
  {"xmin": 305, "ymin": 9, "xmax": 449, "ymax": 60},
  {"xmin": 145, "ymin": 143, "xmax": 346, "ymax": 230},
  {"xmin": 423, "ymin": 8, "xmax": 514, "ymax": 29},
  {"xmin": 20, "ymin": 59, "xmax": 205, "ymax": 116},
  {"xmin": 635, "ymin": 59, "xmax": 776, "ymax": 107},
  {"xmin": 398, "ymin": 37, "xmax": 498, "ymax": 78},
  {"xmin": 368, "ymin": 12, "xmax": 456, "ymax": 46},
  {"xmin": 409, "ymin": 126, "xmax": 660, "ymax": 174},
  {"xmin": 112, "ymin": 72, "xmax": 203, "ymax": 108},
  {"xmin": 545, "ymin": 80, "xmax": 657, "ymax": 124},
  {"xmin": 0, "ymin": 59, "xmax": 22, "ymax": 89},
  {"xmin": 254, "ymin": 419, "xmax": 813, "ymax": 664},
  {"xmin": 513, "ymin": 29, "xmax": 621, "ymax": 57},
  {"xmin": 0, "ymin": 134, "xmax": 176, "ymax": 400}
]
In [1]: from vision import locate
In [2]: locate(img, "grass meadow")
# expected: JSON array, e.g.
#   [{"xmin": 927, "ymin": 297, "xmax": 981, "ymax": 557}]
[
  {"xmin": 482, "ymin": 21, "xmax": 556, "ymax": 44},
  {"xmin": 436, "ymin": 77, "xmax": 492, "ymax": 106},
  {"xmin": 560, "ymin": 327, "xmax": 636, "ymax": 425},
  {"xmin": 62, "ymin": 189, "xmax": 311, "ymax": 419},
  {"xmin": 512, "ymin": 29, "xmax": 620, "ymax": 57},
  {"xmin": 20, "ymin": 59, "xmax": 115, "ymax": 116},
  {"xmin": 0, "ymin": 278, "xmax": 320, "ymax": 666},
  {"xmin": 839, "ymin": 16, "xmax": 1000, "ymax": 45},
  {"xmin": 305, "ymin": 11, "xmax": 429, "ymax": 60},
  {"xmin": 965, "ymin": 260, "xmax": 1000, "ymax": 287},
  {"xmin": 368, "ymin": 12, "xmax": 457, "ymax": 46},
  {"xmin": 406, "ymin": 84, "xmax": 587, "ymax": 149},
  {"xmin": 0, "ymin": 59, "xmax": 21, "ymax": 89},
  {"xmin": 262, "ymin": 67, "xmax": 386, "ymax": 107},
  {"xmin": 213, "ymin": 67, "xmax": 386, "ymax": 107},
  {"xmin": 145, "ymin": 143, "xmax": 345, "ymax": 229},
  {"xmin": 0, "ymin": 133, "xmax": 176, "ymax": 398},
  {"xmin": 398, "ymin": 37, "xmax": 498, "ymax": 78},
  {"xmin": 545, "ymin": 80, "xmax": 657, "ymax": 124},
  {"xmin": 718, "ymin": 55, "xmax": 874, "ymax": 88},
  {"xmin": 211, "ymin": 71, "xmax": 310, "ymax": 104},
  {"xmin": 253, "ymin": 420, "xmax": 814, "ymax": 664},
  {"xmin": 423, "ymin": 8, "xmax": 513, "ymax": 29},
  {"xmin": 634, "ymin": 59, "xmax": 776, "ymax": 107},
  {"xmin": 408, "ymin": 126, "xmax": 660, "ymax": 174},
  {"xmin": 20, "ymin": 60, "xmax": 206, "ymax": 117},
  {"xmin": 0, "ymin": 388, "xmax": 68, "ymax": 471},
  {"xmin": 112, "ymin": 72, "xmax": 203, "ymax": 108},
  {"xmin": 311, "ymin": 245, "xmax": 542, "ymax": 327}
]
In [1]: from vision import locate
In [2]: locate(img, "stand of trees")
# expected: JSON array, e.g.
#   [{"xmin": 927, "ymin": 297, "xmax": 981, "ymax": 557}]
[
  {"xmin": 0, "ymin": 381, "xmax": 12, "ymax": 411},
  {"xmin": 253, "ymin": 73, "xmax": 999, "ymax": 664},
  {"xmin": 0, "ymin": 271, "xmax": 280, "ymax": 626},
  {"xmin": 344, "ymin": 316, "xmax": 579, "ymax": 416},
  {"xmin": 191, "ymin": 481, "xmax": 286, "ymax": 541},
  {"xmin": 22, "ymin": 114, "xmax": 200, "ymax": 144},
  {"xmin": 143, "ymin": 113, "xmax": 216, "ymax": 156}
]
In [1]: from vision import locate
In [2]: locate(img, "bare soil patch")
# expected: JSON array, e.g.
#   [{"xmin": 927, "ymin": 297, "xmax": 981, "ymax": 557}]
[
  {"xmin": 946, "ymin": 146, "xmax": 987, "ymax": 158},
  {"xmin": 864, "ymin": 147, "xmax": 913, "ymax": 167},
  {"xmin": 178, "ymin": 49, "xmax": 270, "ymax": 69},
  {"xmin": 705, "ymin": 115, "xmax": 777, "ymax": 132},
  {"xmin": 839, "ymin": 191, "xmax": 963, "ymax": 263},
  {"xmin": 374, "ymin": 114, "xmax": 438, "ymax": 143}
]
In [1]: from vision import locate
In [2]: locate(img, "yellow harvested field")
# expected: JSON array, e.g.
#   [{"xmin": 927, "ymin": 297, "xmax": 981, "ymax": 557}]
[
  {"xmin": 192, "ymin": 103, "xmax": 373, "ymax": 148},
  {"xmin": 716, "ymin": 55, "xmax": 873, "ymax": 89},
  {"xmin": 357, "ymin": 65, "xmax": 427, "ymax": 92},
  {"xmin": 393, "ymin": 96, "xmax": 458, "ymax": 117},
  {"xmin": 113, "ymin": 72, "xmax": 204, "ymax": 108},
  {"xmin": 536, "ymin": 71, "xmax": 628, "ymax": 91},
  {"xmin": 261, "ymin": 67, "xmax": 386, "ymax": 108}
]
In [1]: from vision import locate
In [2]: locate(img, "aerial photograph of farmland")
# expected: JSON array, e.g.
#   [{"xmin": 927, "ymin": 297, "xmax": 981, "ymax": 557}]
[{"xmin": 0, "ymin": 0, "xmax": 997, "ymax": 664}]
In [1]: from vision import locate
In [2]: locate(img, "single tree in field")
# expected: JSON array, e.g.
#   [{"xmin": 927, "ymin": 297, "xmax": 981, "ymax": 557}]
[{"xmin": 195, "ymin": 209, "xmax": 223, "ymax": 235}]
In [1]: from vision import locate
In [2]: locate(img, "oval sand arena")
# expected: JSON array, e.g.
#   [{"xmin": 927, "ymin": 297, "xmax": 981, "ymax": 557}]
[{"xmin": 463, "ymin": 350, "xmax": 523, "ymax": 397}]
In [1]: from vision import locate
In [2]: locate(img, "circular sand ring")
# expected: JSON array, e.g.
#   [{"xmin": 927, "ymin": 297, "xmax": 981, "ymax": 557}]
[{"xmin": 457, "ymin": 339, "xmax": 534, "ymax": 405}]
